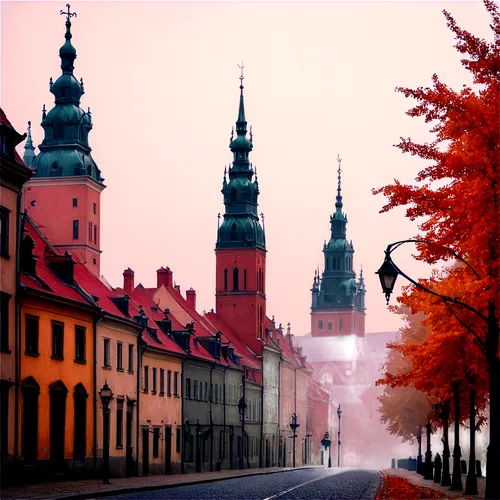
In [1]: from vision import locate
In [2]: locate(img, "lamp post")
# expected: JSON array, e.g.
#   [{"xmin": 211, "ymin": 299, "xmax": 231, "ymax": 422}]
[
  {"xmin": 430, "ymin": 399, "xmax": 451, "ymax": 486},
  {"xmin": 424, "ymin": 421, "xmax": 433, "ymax": 480},
  {"xmin": 321, "ymin": 432, "xmax": 332, "ymax": 468},
  {"xmin": 416, "ymin": 427, "xmax": 424, "ymax": 475},
  {"xmin": 337, "ymin": 405, "xmax": 342, "ymax": 468},
  {"xmin": 376, "ymin": 239, "xmax": 500, "ymax": 499},
  {"xmin": 238, "ymin": 395, "xmax": 247, "ymax": 470},
  {"xmin": 99, "ymin": 381, "xmax": 113, "ymax": 484},
  {"xmin": 289, "ymin": 413, "xmax": 300, "ymax": 468}
]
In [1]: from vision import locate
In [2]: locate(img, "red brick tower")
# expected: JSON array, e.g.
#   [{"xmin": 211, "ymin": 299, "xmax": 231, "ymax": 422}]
[
  {"xmin": 215, "ymin": 69, "xmax": 267, "ymax": 349},
  {"xmin": 24, "ymin": 7, "xmax": 105, "ymax": 276}
]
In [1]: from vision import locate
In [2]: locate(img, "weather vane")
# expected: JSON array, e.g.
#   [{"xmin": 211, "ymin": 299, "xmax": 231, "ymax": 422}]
[
  {"xmin": 60, "ymin": 4, "xmax": 77, "ymax": 22},
  {"xmin": 238, "ymin": 61, "xmax": 244, "ymax": 86}
]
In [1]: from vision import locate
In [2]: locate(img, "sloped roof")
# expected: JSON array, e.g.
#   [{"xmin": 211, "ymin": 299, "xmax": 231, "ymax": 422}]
[
  {"xmin": 203, "ymin": 312, "xmax": 261, "ymax": 371},
  {"xmin": 21, "ymin": 216, "xmax": 95, "ymax": 307},
  {"xmin": 1, "ymin": 108, "xmax": 26, "ymax": 166}
]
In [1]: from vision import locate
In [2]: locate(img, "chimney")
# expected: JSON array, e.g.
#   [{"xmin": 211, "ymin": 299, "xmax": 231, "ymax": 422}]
[
  {"xmin": 123, "ymin": 268, "xmax": 134, "ymax": 294},
  {"xmin": 186, "ymin": 288, "xmax": 196, "ymax": 310},
  {"xmin": 157, "ymin": 266, "xmax": 173, "ymax": 288}
]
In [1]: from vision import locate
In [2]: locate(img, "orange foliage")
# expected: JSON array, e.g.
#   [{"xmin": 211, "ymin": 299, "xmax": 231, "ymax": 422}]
[{"xmin": 376, "ymin": 474, "xmax": 447, "ymax": 500}]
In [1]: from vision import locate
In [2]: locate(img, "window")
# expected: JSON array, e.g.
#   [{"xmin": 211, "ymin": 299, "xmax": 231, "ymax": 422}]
[
  {"xmin": 75, "ymin": 326, "xmax": 86, "ymax": 362},
  {"xmin": 128, "ymin": 344, "xmax": 134, "ymax": 373},
  {"xmin": 318, "ymin": 320, "xmax": 323, "ymax": 330},
  {"xmin": 88, "ymin": 222, "xmax": 92, "ymax": 242},
  {"xmin": 204, "ymin": 382, "xmax": 208, "ymax": 402},
  {"xmin": 199, "ymin": 381, "xmax": 204, "ymax": 401},
  {"xmin": 73, "ymin": 220, "xmax": 79, "ymax": 240},
  {"xmin": 215, "ymin": 383, "xmax": 219, "ymax": 404},
  {"xmin": 244, "ymin": 269, "xmax": 247, "ymax": 290},
  {"xmin": 167, "ymin": 370, "xmax": 172, "ymax": 395},
  {"xmin": 143, "ymin": 366, "xmax": 149, "ymax": 392},
  {"xmin": 152, "ymin": 367, "xmax": 157, "ymax": 393},
  {"xmin": 51, "ymin": 321, "xmax": 64, "ymax": 359},
  {"xmin": 153, "ymin": 428, "xmax": 160, "ymax": 458},
  {"xmin": 72, "ymin": 198, "xmax": 78, "ymax": 207},
  {"xmin": 103, "ymin": 338, "xmax": 111, "ymax": 367},
  {"xmin": 339, "ymin": 319, "xmax": 343, "ymax": 332},
  {"xmin": 0, "ymin": 292, "xmax": 11, "ymax": 352},
  {"xmin": 0, "ymin": 207, "xmax": 10, "ymax": 258},
  {"xmin": 174, "ymin": 372, "xmax": 179, "ymax": 396},
  {"xmin": 186, "ymin": 378, "xmax": 191, "ymax": 399},
  {"xmin": 25, "ymin": 316, "xmax": 39, "ymax": 355},
  {"xmin": 160, "ymin": 369, "xmax": 165, "ymax": 395},
  {"xmin": 223, "ymin": 269, "xmax": 228, "ymax": 291},
  {"xmin": 193, "ymin": 380, "xmax": 198, "ymax": 400},
  {"xmin": 93, "ymin": 203, "xmax": 97, "ymax": 214},
  {"xmin": 328, "ymin": 322, "xmax": 333, "ymax": 331},
  {"xmin": 116, "ymin": 400, "xmax": 123, "ymax": 448},
  {"xmin": 176, "ymin": 428, "xmax": 181, "ymax": 453},
  {"xmin": 94, "ymin": 225, "xmax": 97, "ymax": 245},
  {"xmin": 233, "ymin": 268, "xmax": 239, "ymax": 291},
  {"xmin": 117, "ymin": 342, "xmax": 123, "ymax": 370}
]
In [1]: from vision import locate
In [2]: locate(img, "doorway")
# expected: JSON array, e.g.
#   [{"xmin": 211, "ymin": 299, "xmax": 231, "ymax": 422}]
[
  {"xmin": 49, "ymin": 381, "xmax": 68, "ymax": 473},
  {"xmin": 142, "ymin": 428, "xmax": 149, "ymax": 475},
  {"xmin": 165, "ymin": 426, "xmax": 172, "ymax": 474},
  {"xmin": 126, "ymin": 405, "xmax": 134, "ymax": 476}
]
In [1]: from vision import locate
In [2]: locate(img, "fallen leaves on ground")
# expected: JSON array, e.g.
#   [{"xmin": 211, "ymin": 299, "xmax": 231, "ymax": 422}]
[{"xmin": 376, "ymin": 473, "xmax": 448, "ymax": 499}]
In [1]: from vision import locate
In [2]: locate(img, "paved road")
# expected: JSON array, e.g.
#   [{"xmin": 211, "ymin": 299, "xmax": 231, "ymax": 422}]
[{"xmin": 115, "ymin": 468, "xmax": 381, "ymax": 499}]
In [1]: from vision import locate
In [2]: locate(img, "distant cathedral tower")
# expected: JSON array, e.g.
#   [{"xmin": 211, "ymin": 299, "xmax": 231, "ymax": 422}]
[
  {"xmin": 24, "ymin": 5, "xmax": 105, "ymax": 276},
  {"xmin": 215, "ymin": 67, "xmax": 267, "ymax": 346},
  {"xmin": 310, "ymin": 155, "xmax": 366, "ymax": 337}
]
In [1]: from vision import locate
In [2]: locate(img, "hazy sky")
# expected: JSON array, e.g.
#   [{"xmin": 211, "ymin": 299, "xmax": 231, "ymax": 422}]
[{"xmin": 2, "ymin": 1, "xmax": 492, "ymax": 336}]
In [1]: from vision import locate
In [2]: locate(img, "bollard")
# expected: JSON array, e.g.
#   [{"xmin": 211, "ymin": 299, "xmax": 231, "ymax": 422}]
[
  {"xmin": 434, "ymin": 453, "xmax": 442, "ymax": 483},
  {"xmin": 461, "ymin": 459, "xmax": 467, "ymax": 475}
]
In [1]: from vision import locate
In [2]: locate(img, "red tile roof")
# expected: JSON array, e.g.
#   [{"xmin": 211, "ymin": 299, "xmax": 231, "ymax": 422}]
[
  {"xmin": 21, "ymin": 216, "xmax": 95, "ymax": 307},
  {"xmin": 203, "ymin": 312, "xmax": 262, "ymax": 371}
]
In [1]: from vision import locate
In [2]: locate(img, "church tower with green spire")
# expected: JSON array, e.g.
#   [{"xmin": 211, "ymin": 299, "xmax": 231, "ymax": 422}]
[
  {"xmin": 310, "ymin": 155, "xmax": 366, "ymax": 337},
  {"xmin": 215, "ymin": 68, "xmax": 267, "ymax": 347},
  {"xmin": 24, "ymin": 5, "xmax": 105, "ymax": 277}
]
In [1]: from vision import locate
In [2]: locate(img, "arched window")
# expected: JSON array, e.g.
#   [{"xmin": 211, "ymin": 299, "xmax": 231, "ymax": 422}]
[
  {"xmin": 223, "ymin": 269, "xmax": 228, "ymax": 291},
  {"xmin": 73, "ymin": 383, "xmax": 88, "ymax": 460},
  {"xmin": 230, "ymin": 222, "xmax": 238, "ymax": 241},
  {"xmin": 53, "ymin": 119, "xmax": 65, "ymax": 139},
  {"xmin": 233, "ymin": 268, "xmax": 239, "ymax": 291},
  {"xmin": 244, "ymin": 269, "xmax": 247, "ymax": 290},
  {"xmin": 336, "ymin": 257, "xmax": 341, "ymax": 270},
  {"xmin": 230, "ymin": 189, "xmax": 237, "ymax": 202}
]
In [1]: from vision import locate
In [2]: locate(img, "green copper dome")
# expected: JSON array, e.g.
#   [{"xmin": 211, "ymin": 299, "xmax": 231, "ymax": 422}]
[
  {"xmin": 216, "ymin": 72, "xmax": 265, "ymax": 251},
  {"xmin": 32, "ymin": 6, "xmax": 103, "ymax": 184}
]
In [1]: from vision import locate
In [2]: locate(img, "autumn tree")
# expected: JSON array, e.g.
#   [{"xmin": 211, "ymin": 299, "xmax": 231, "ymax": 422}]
[{"xmin": 373, "ymin": 1, "xmax": 499, "ymax": 497}]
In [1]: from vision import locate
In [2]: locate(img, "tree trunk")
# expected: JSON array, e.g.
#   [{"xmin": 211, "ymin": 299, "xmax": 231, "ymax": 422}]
[
  {"xmin": 451, "ymin": 384, "xmax": 462, "ymax": 491},
  {"xmin": 465, "ymin": 387, "xmax": 477, "ymax": 495},
  {"xmin": 485, "ymin": 301, "xmax": 500, "ymax": 500}
]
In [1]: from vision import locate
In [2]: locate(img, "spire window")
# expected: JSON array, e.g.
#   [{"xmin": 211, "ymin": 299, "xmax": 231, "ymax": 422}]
[
  {"xmin": 231, "ymin": 189, "xmax": 237, "ymax": 202},
  {"xmin": 233, "ymin": 268, "xmax": 239, "ymax": 291}
]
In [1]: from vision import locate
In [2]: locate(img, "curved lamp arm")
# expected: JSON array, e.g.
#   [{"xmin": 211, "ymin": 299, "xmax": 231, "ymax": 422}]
[{"xmin": 379, "ymin": 239, "xmax": 488, "ymax": 324}]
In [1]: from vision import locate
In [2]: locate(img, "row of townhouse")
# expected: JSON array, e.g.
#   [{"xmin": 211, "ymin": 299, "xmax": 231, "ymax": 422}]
[{"xmin": 1, "ymin": 7, "xmax": 335, "ymax": 487}]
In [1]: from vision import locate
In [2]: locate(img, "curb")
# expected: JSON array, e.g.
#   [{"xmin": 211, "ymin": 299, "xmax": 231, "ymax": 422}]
[{"xmin": 48, "ymin": 466, "xmax": 325, "ymax": 500}]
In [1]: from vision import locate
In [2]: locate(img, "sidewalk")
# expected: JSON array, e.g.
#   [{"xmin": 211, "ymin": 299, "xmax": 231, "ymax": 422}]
[
  {"xmin": 381, "ymin": 468, "xmax": 486, "ymax": 499},
  {"xmin": 1, "ymin": 466, "xmax": 322, "ymax": 500}
]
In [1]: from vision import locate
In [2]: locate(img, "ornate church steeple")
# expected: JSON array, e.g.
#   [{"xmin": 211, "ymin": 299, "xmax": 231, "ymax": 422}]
[
  {"xmin": 23, "ymin": 121, "xmax": 36, "ymax": 167},
  {"xmin": 31, "ymin": 4, "xmax": 102, "ymax": 183},
  {"xmin": 214, "ymin": 65, "xmax": 267, "ymax": 350},
  {"xmin": 310, "ymin": 155, "xmax": 366, "ymax": 337},
  {"xmin": 216, "ymin": 65, "xmax": 265, "ymax": 250}
]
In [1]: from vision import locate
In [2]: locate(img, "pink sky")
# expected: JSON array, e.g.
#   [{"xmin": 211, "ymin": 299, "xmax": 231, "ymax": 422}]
[{"xmin": 2, "ymin": 1, "xmax": 492, "ymax": 336}]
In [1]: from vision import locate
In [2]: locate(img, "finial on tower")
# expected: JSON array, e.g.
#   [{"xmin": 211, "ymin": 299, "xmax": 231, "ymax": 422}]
[
  {"xmin": 60, "ymin": 3, "xmax": 77, "ymax": 22},
  {"xmin": 238, "ymin": 61, "xmax": 244, "ymax": 91},
  {"xmin": 42, "ymin": 104, "xmax": 47, "ymax": 120},
  {"xmin": 337, "ymin": 153, "xmax": 342, "ymax": 196}
]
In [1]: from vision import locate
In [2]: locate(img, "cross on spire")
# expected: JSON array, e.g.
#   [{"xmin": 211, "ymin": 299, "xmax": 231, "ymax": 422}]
[
  {"xmin": 238, "ymin": 61, "xmax": 244, "ymax": 88},
  {"xmin": 60, "ymin": 4, "xmax": 77, "ymax": 22}
]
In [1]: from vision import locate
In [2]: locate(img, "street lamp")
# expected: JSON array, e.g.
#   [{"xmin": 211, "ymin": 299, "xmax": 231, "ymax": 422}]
[
  {"xmin": 289, "ymin": 413, "xmax": 300, "ymax": 468},
  {"xmin": 430, "ymin": 399, "xmax": 451, "ymax": 486},
  {"xmin": 337, "ymin": 404, "xmax": 342, "ymax": 467},
  {"xmin": 376, "ymin": 238, "xmax": 500, "ymax": 499},
  {"xmin": 321, "ymin": 432, "xmax": 332, "ymax": 468},
  {"xmin": 424, "ymin": 421, "xmax": 433, "ymax": 480},
  {"xmin": 99, "ymin": 381, "xmax": 113, "ymax": 484},
  {"xmin": 238, "ymin": 395, "xmax": 247, "ymax": 470}
]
